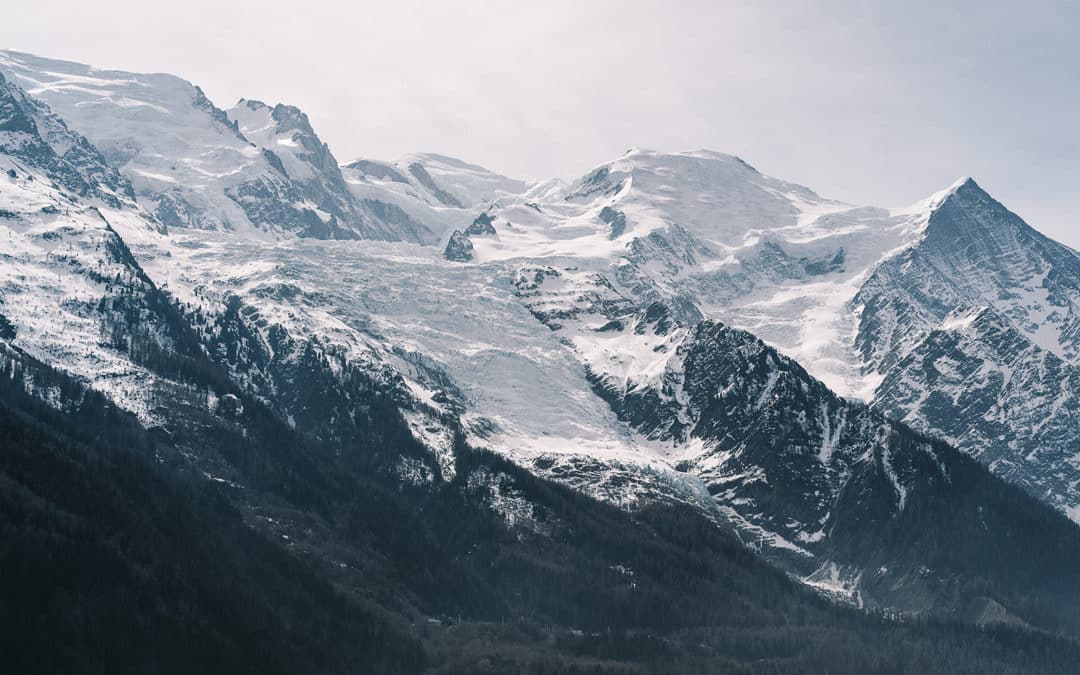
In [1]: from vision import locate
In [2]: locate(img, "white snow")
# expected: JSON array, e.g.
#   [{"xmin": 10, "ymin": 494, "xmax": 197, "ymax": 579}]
[
  {"xmin": 0, "ymin": 152, "xmax": 168, "ymax": 422},
  {"xmin": 0, "ymin": 51, "xmax": 320, "ymax": 240}
]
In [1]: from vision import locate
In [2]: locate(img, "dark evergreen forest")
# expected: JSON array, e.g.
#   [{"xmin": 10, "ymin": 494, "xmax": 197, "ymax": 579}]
[{"xmin": 2, "ymin": 345, "xmax": 1080, "ymax": 674}]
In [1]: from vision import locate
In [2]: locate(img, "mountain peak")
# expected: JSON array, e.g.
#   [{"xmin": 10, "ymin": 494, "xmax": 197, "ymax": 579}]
[
  {"xmin": 924, "ymin": 175, "xmax": 1021, "ymax": 236},
  {"xmin": 910, "ymin": 176, "xmax": 980, "ymax": 214},
  {"xmin": 942, "ymin": 176, "xmax": 987, "ymax": 201},
  {"xmin": 237, "ymin": 98, "xmax": 270, "ymax": 111},
  {"xmin": 947, "ymin": 175, "xmax": 978, "ymax": 192},
  {"xmin": 231, "ymin": 98, "xmax": 317, "ymax": 137}
]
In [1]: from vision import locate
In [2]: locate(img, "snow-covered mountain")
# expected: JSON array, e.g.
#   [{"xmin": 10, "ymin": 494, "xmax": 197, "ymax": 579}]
[
  {"xmin": 0, "ymin": 50, "xmax": 438, "ymax": 242},
  {"xmin": 345, "ymin": 152, "xmax": 531, "ymax": 209},
  {"xmin": 0, "ymin": 63, "xmax": 455, "ymax": 489},
  {"xmin": 0, "ymin": 67, "xmax": 175, "ymax": 419},
  {"xmin": 447, "ymin": 148, "xmax": 924, "ymax": 398},
  {"xmin": 4, "ymin": 50, "xmax": 1080, "ymax": 636},
  {"xmin": 435, "ymin": 149, "xmax": 1080, "ymax": 524},
  {"xmin": 854, "ymin": 179, "xmax": 1080, "ymax": 519}
]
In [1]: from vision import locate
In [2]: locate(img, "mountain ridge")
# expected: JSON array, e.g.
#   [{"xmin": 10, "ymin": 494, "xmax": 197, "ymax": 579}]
[{"xmin": 4, "ymin": 50, "xmax": 1080, "ymax": 659}]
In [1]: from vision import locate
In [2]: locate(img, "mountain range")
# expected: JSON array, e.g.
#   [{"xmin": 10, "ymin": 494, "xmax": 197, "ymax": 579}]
[{"xmin": 2, "ymin": 49, "xmax": 1079, "ymax": 673}]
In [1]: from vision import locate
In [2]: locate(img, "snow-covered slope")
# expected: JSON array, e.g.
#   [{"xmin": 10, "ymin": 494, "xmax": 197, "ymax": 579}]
[
  {"xmin": 0, "ymin": 67, "xmax": 461, "ymax": 499},
  {"xmin": 226, "ymin": 98, "xmax": 437, "ymax": 242},
  {"xmin": 346, "ymin": 152, "xmax": 530, "ymax": 209},
  {"xmin": 404, "ymin": 153, "xmax": 530, "ymax": 206},
  {"xmin": 338, "ymin": 152, "xmax": 532, "ymax": 244},
  {"xmin": 448, "ymin": 149, "xmax": 927, "ymax": 397},
  {"xmin": 121, "ymin": 227, "xmax": 716, "ymax": 510},
  {"xmin": 339, "ymin": 158, "xmax": 469, "ymax": 244},
  {"xmin": 0, "ymin": 68, "xmax": 175, "ymax": 420},
  {"xmin": 0, "ymin": 50, "xmax": 430, "ymax": 242}
]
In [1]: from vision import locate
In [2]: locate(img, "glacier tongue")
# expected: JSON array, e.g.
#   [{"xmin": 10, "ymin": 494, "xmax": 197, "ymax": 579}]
[{"xmin": 125, "ymin": 226, "xmax": 715, "ymax": 510}]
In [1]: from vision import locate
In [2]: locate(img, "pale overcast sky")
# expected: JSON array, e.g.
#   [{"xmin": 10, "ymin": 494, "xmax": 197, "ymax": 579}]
[{"xmin": 4, "ymin": 1, "xmax": 1078, "ymax": 245}]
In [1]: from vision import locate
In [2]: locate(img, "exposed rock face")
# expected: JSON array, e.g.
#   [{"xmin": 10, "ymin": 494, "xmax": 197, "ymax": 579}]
[
  {"xmin": 599, "ymin": 206, "xmax": 626, "ymax": 238},
  {"xmin": 514, "ymin": 262, "xmax": 1080, "ymax": 626},
  {"xmin": 464, "ymin": 212, "xmax": 497, "ymax": 236},
  {"xmin": 852, "ymin": 180, "xmax": 1080, "ymax": 519},
  {"xmin": 444, "ymin": 230, "xmax": 474, "ymax": 261}
]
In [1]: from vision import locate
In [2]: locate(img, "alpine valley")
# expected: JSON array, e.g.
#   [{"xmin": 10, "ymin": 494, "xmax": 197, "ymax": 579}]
[{"xmin": 2, "ymin": 50, "xmax": 1080, "ymax": 674}]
